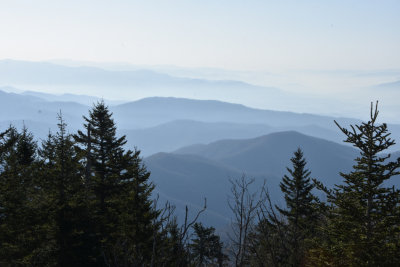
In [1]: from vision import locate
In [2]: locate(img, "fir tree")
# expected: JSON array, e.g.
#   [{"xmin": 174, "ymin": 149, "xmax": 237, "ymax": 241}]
[
  {"xmin": 109, "ymin": 149, "xmax": 158, "ymax": 266},
  {"xmin": 75, "ymin": 101, "xmax": 158, "ymax": 266},
  {"xmin": 249, "ymin": 149, "xmax": 319, "ymax": 267},
  {"xmin": 0, "ymin": 126, "xmax": 42, "ymax": 265},
  {"xmin": 74, "ymin": 101, "xmax": 129, "ymax": 264},
  {"xmin": 277, "ymin": 148, "xmax": 318, "ymax": 266},
  {"xmin": 39, "ymin": 114, "xmax": 93, "ymax": 266},
  {"xmin": 311, "ymin": 102, "xmax": 400, "ymax": 266},
  {"xmin": 190, "ymin": 222, "xmax": 226, "ymax": 267}
]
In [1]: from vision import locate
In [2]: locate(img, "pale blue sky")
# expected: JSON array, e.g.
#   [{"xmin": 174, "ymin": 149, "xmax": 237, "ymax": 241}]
[{"xmin": 0, "ymin": 0, "xmax": 399, "ymax": 71}]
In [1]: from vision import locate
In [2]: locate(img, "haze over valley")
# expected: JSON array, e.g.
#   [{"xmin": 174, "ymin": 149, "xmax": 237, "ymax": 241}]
[
  {"xmin": 1, "ymin": 1, "xmax": 400, "ymax": 265},
  {"xmin": 1, "ymin": 82, "xmax": 400, "ymax": 227},
  {"xmin": 1, "ymin": 59, "xmax": 400, "ymax": 122}
]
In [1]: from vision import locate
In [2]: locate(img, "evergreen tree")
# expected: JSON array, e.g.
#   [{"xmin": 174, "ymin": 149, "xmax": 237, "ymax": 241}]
[
  {"xmin": 154, "ymin": 216, "xmax": 190, "ymax": 267},
  {"xmin": 109, "ymin": 149, "xmax": 158, "ymax": 266},
  {"xmin": 249, "ymin": 149, "xmax": 319, "ymax": 267},
  {"xmin": 38, "ymin": 114, "xmax": 93, "ymax": 266},
  {"xmin": 277, "ymin": 148, "xmax": 318, "ymax": 266},
  {"xmin": 248, "ymin": 216, "xmax": 290, "ymax": 267},
  {"xmin": 190, "ymin": 223, "xmax": 226, "ymax": 267},
  {"xmin": 0, "ymin": 126, "xmax": 43, "ymax": 265},
  {"xmin": 311, "ymin": 102, "xmax": 400, "ymax": 266},
  {"xmin": 75, "ymin": 101, "xmax": 158, "ymax": 266},
  {"xmin": 74, "ymin": 101, "xmax": 130, "ymax": 264}
]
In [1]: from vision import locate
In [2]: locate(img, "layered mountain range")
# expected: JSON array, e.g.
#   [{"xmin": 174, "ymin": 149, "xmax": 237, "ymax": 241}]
[{"xmin": 1, "ymin": 87, "xmax": 399, "ymax": 226}]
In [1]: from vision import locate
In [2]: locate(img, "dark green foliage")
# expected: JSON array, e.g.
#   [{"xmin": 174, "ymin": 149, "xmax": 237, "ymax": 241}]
[
  {"xmin": 278, "ymin": 148, "xmax": 316, "ymax": 222},
  {"xmin": 277, "ymin": 148, "xmax": 318, "ymax": 266},
  {"xmin": 74, "ymin": 101, "xmax": 130, "ymax": 264},
  {"xmin": 38, "ymin": 114, "xmax": 93, "ymax": 266},
  {"xmin": 105, "ymin": 149, "xmax": 158, "ymax": 266},
  {"xmin": 190, "ymin": 223, "xmax": 226, "ymax": 266},
  {"xmin": 311, "ymin": 102, "xmax": 400, "ymax": 266},
  {"xmin": 0, "ymin": 103, "xmax": 216, "ymax": 266},
  {"xmin": 0, "ymin": 126, "xmax": 43, "ymax": 265},
  {"xmin": 249, "ymin": 216, "xmax": 289, "ymax": 267},
  {"xmin": 249, "ymin": 149, "xmax": 319, "ymax": 267},
  {"xmin": 148, "ymin": 200, "xmax": 210, "ymax": 267},
  {"xmin": 74, "ymin": 101, "xmax": 158, "ymax": 266},
  {"xmin": 157, "ymin": 217, "xmax": 190, "ymax": 266},
  {"xmin": 3, "ymin": 99, "xmax": 399, "ymax": 266},
  {"xmin": 0, "ymin": 103, "xmax": 164, "ymax": 266},
  {"xmin": 74, "ymin": 101, "xmax": 128, "ymax": 230}
]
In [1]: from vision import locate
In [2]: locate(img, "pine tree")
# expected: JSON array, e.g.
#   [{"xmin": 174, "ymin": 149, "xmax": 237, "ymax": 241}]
[
  {"xmin": 311, "ymin": 102, "xmax": 400, "ymax": 266},
  {"xmin": 38, "ymin": 114, "xmax": 93, "ymax": 266},
  {"xmin": 74, "ymin": 101, "xmax": 129, "ymax": 264},
  {"xmin": 159, "ymin": 217, "xmax": 186, "ymax": 266},
  {"xmin": 75, "ymin": 101, "xmax": 158, "ymax": 265},
  {"xmin": 0, "ymin": 126, "xmax": 43, "ymax": 265},
  {"xmin": 110, "ymin": 148, "xmax": 158, "ymax": 266},
  {"xmin": 276, "ymin": 148, "xmax": 318, "ymax": 266},
  {"xmin": 190, "ymin": 222, "xmax": 226, "ymax": 266}
]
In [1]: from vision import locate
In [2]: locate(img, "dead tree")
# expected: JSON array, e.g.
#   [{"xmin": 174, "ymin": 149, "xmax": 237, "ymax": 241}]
[{"xmin": 228, "ymin": 175, "xmax": 262, "ymax": 267}]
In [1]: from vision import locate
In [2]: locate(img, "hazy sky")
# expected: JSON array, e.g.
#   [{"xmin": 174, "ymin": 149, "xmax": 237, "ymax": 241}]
[{"xmin": 1, "ymin": 0, "xmax": 399, "ymax": 71}]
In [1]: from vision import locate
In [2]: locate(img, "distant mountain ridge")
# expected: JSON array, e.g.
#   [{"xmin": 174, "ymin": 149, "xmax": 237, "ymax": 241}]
[
  {"xmin": 2, "ymin": 89, "xmax": 400, "ymax": 154},
  {"xmin": 146, "ymin": 152, "xmax": 242, "ymax": 227},
  {"xmin": 0, "ymin": 59, "xmax": 305, "ymax": 110},
  {"xmin": 121, "ymin": 119, "xmax": 349, "ymax": 156},
  {"xmin": 147, "ymin": 131, "xmax": 400, "ymax": 227},
  {"xmin": 146, "ymin": 131, "xmax": 358, "ymax": 227},
  {"xmin": 0, "ymin": 89, "xmax": 88, "ymax": 131},
  {"xmin": 112, "ymin": 96, "xmax": 360, "ymax": 129},
  {"xmin": 173, "ymin": 131, "xmax": 358, "ymax": 185},
  {"xmin": 0, "ymin": 59, "xmax": 270, "ymax": 91},
  {"xmin": 1, "ymin": 88, "xmax": 400, "ymax": 228},
  {"xmin": 21, "ymin": 91, "xmax": 123, "ymax": 106}
]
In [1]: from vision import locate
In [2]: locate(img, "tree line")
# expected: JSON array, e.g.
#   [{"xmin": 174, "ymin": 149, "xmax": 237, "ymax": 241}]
[
  {"xmin": 228, "ymin": 102, "xmax": 400, "ymax": 267},
  {"xmin": 0, "ymin": 101, "xmax": 399, "ymax": 266},
  {"xmin": 0, "ymin": 102, "xmax": 224, "ymax": 266}
]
